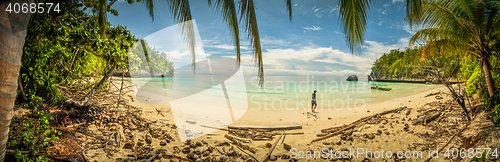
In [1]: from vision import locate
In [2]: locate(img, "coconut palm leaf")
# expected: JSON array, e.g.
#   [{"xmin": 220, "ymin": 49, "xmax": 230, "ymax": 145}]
[
  {"xmin": 405, "ymin": 0, "xmax": 423, "ymax": 28},
  {"xmin": 208, "ymin": 0, "xmax": 241, "ymax": 62},
  {"xmin": 409, "ymin": 28, "xmax": 468, "ymax": 46},
  {"xmin": 167, "ymin": 0, "xmax": 196, "ymax": 71},
  {"xmin": 143, "ymin": 0, "xmax": 155, "ymax": 21},
  {"xmin": 239, "ymin": 0, "xmax": 264, "ymax": 85},
  {"xmin": 485, "ymin": 1, "xmax": 500, "ymax": 37},
  {"xmin": 339, "ymin": 0, "xmax": 371, "ymax": 54},
  {"xmin": 285, "ymin": 0, "xmax": 292, "ymax": 22}
]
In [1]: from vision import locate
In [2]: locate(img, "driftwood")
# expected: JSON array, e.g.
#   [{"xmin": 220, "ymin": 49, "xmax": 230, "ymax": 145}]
[
  {"xmin": 228, "ymin": 123, "xmax": 302, "ymax": 131},
  {"xmin": 320, "ymin": 124, "xmax": 351, "ymax": 133},
  {"xmin": 224, "ymin": 134, "xmax": 257, "ymax": 153},
  {"xmin": 225, "ymin": 134, "xmax": 252, "ymax": 143},
  {"xmin": 261, "ymin": 131, "xmax": 285, "ymax": 162},
  {"xmin": 311, "ymin": 106, "xmax": 406, "ymax": 143},
  {"xmin": 145, "ymin": 154, "xmax": 158, "ymax": 162},
  {"xmin": 412, "ymin": 111, "xmax": 441, "ymax": 125},
  {"xmin": 236, "ymin": 145, "xmax": 259, "ymax": 161},
  {"xmin": 200, "ymin": 125, "xmax": 230, "ymax": 131},
  {"xmin": 266, "ymin": 132, "xmax": 303, "ymax": 135}
]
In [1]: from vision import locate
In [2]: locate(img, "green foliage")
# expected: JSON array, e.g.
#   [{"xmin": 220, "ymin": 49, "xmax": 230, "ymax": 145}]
[
  {"xmin": 14, "ymin": 150, "xmax": 48, "ymax": 162},
  {"xmin": 18, "ymin": 0, "xmax": 137, "ymax": 107},
  {"xmin": 371, "ymin": 46, "xmax": 460, "ymax": 80},
  {"xmin": 8, "ymin": 111, "xmax": 60, "ymax": 162},
  {"xmin": 128, "ymin": 41, "xmax": 174, "ymax": 76}
]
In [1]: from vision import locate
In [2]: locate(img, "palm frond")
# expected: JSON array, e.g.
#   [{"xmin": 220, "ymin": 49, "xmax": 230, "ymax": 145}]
[
  {"xmin": 143, "ymin": 0, "xmax": 155, "ymax": 21},
  {"xmin": 419, "ymin": 39, "xmax": 465, "ymax": 60},
  {"xmin": 239, "ymin": 0, "xmax": 264, "ymax": 85},
  {"xmin": 485, "ymin": 0, "xmax": 500, "ymax": 37},
  {"xmin": 409, "ymin": 28, "xmax": 468, "ymax": 46},
  {"xmin": 167, "ymin": 0, "xmax": 196, "ymax": 71},
  {"xmin": 285, "ymin": 0, "xmax": 292, "ymax": 22},
  {"xmin": 97, "ymin": 0, "xmax": 107, "ymax": 37},
  {"xmin": 454, "ymin": 0, "xmax": 475, "ymax": 22},
  {"xmin": 405, "ymin": 0, "xmax": 422, "ymax": 27},
  {"xmin": 209, "ymin": 0, "xmax": 240, "ymax": 62},
  {"xmin": 339, "ymin": 0, "xmax": 371, "ymax": 54},
  {"xmin": 416, "ymin": 1, "xmax": 480, "ymax": 44}
]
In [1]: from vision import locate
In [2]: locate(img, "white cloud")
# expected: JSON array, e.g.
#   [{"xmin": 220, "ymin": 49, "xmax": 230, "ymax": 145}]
[
  {"xmin": 381, "ymin": 10, "xmax": 387, "ymax": 14},
  {"xmin": 204, "ymin": 44, "xmax": 249, "ymax": 50},
  {"xmin": 393, "ymin": 0, "xmax": 404, "ymax": 3},
  {"xmin": 234, "ymin": 37, "xmax": 410, "ymax": 76},
  {"xmin": 311, "ymin": 5, "xmax": 338, "ymax": 18},
  {"xmin": 394, "ymin": 23, "xmax": 423, "ymax": 34},
  {"xmin": 302, "ymin": 26, "xmax": 322, "ymax": 31}
]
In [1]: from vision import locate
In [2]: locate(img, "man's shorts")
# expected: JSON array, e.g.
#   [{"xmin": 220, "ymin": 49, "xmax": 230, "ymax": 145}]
[{"xmin": 311, "ymin": 101, "xmax": 317, "ymax": 106}]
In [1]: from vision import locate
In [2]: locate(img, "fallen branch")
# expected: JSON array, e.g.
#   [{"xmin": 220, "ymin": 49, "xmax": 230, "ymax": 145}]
[
  {"xmin": 69, "ymin": 66, "xmax": 116, "ymax": 107},
  {"xmin": 261, "ymin": 131, "xmax": 285, "ymax": 162},
  {"xmin": 311, "ymin": 106, "xmax": 406, "ymax": 143},
  {"xmin": 104, "ymin": 131, "xmax": 117, "ymax": 152},
  {"xmin": 145, "ymin": 154, "xmax": 158, "ymax": 162},
  {"xmin": 66, "ymin": 122, "xmax": 86, "ymax": 128},
  {"xmin": 412, "ymin": 111, "xmax": 441, "ymax": 125},
  {"xmin": 423, "ymin": 125, "xmax": 468, "ymax": 162},
  {"xmin": 236, "ymin": 145, "xmax": 259, "ymax": 162},
  {"xmin": 225, "ymin": 134, "xmax": 252, "ymax": 143},
  {"xmin": 224, "ymin": 134, "xmax": 256, "ymax": 153},
  {"xmin": 265, "ymin": 132, "xmax": 303, "ymax": 135}
]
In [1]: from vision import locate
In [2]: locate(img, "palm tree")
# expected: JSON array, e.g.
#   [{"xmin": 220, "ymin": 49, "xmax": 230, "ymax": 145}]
[
  {"xmin": 407, "ymin": 0, "xmax": 499, "ymax": 105},
  {"xmin": 336, "ymin": 0, "xmax": 497, "ymax": 103},
  {"xmin": 0, "ymin": 0, "xmax": 34, "ymax": 160}
]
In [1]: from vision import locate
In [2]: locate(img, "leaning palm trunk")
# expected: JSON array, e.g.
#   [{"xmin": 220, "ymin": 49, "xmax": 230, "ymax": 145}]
[
  {"xmin": 0, "ymin": 0, "xmax": 34, "ymax": 161},
  {"xmin": 482, "ymin": 55, "xmax": 497, "ymax": 106}
]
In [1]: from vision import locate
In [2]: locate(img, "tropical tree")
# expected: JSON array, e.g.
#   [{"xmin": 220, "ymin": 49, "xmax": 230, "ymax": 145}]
[
  {"xmin": 0, "ymin": 1, "xmax": 34, "ymax": 160},
  {"xmin": 407, "ymin": 0, "xmax": 499, "ymax": 105}
]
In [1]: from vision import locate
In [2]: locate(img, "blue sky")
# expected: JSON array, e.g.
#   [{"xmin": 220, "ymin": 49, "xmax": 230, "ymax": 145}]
[{"xmin": 107, "ymin": 0, "xmax": 420, "ymax": 77}]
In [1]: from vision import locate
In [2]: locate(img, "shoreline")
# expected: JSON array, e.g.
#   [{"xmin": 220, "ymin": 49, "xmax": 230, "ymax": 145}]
[
  {"xmin": 81, "ymin": 80, "xmax": 500, "ymax": 162},
  {"xmin": 232, "ymin": 84, "xmax": 448, "ymax": 125}
]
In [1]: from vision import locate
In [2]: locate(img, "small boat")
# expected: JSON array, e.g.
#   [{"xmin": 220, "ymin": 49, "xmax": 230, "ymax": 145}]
[{"xmin": 370, "ymin": 85, "xmax": 392, "ymax": 91}]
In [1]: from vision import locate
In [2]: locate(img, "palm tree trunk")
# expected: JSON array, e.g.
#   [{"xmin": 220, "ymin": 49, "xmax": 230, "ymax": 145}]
[
  {"xmin": 0, "ymin": 0, "xmax": 34, "ymax": 161},
  {"xmin": 482, "ymin": 56, "xmax": 497, "ymax": 106}
]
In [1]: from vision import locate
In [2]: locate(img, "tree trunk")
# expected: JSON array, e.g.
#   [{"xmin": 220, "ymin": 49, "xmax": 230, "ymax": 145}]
[
  {"xmin": 0, "ymin": 0, "xmax": 34, "ymax": 161},
  {"xmin": 482, "ymin": 56, "xmax": 497, "ymax": 106},
  {"xmin": 72, "ymin": 66, "xmax": 116, "ymax": 107}
]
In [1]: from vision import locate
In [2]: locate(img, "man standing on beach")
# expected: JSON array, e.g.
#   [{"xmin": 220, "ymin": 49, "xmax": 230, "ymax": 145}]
[{"xmin": 311, "ymin": 90, "xmax": 317, "ymax": 113}]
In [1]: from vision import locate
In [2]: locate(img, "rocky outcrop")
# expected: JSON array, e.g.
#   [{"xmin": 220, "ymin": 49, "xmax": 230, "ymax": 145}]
[{"xmin": 346, "ymin": 75, "xmax": 358, "ymax": 81}]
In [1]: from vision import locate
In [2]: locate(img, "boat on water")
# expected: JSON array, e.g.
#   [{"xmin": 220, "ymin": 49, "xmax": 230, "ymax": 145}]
[{"xmin": 370, "ymin": 85, "xmax": 392, "ymax": 91}]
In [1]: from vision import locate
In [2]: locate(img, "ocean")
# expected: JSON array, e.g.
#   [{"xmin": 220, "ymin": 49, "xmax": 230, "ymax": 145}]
[{"xmin": 128, "ymin": 75, "xmax": 441, "ymax": 111}]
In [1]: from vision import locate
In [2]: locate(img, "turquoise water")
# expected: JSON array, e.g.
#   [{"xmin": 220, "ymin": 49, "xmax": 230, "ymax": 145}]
[{"xmin": 130, "ymin": 75, "xmax": 441, "ymax": 110}]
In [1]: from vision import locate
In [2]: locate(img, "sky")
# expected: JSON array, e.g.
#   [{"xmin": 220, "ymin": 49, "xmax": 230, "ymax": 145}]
[{"xmin": 107, "ymin": 0, "xmax": 421, "ymax": 77}]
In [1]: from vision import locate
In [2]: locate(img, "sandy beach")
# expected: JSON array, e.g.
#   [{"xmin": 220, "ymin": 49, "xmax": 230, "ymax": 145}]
[{"xmin": 73, "ymin": 78, "xmax": 500, "ymax": 162}]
